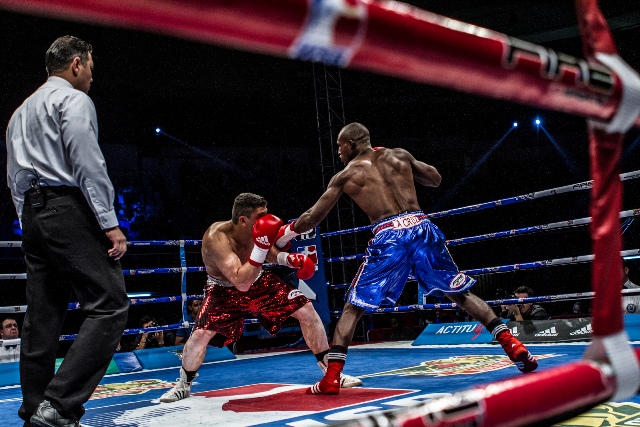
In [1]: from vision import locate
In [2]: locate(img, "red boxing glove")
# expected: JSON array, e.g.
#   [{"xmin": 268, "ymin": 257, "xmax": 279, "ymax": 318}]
[
  {"xmin": 249, "ymin": 214, "xmax": 283, "ymax": 266},
  {"xmin": 277, "ymin": 252, "xmax": 315, "ymax": 280},
  {"xmin": 275, "ymin": 221, "xmax": 300, "ymax": 251}
]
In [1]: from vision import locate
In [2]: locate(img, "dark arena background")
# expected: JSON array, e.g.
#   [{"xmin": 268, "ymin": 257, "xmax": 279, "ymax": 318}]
[{"xmin": 2, "ymin": 1, "xmax": 640, "ymax": 426}]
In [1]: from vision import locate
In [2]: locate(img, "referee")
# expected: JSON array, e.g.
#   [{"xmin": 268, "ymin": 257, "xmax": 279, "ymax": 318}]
[{"xmin": 6, "ymin": 35, "xmax": 129, "ymax": 427}]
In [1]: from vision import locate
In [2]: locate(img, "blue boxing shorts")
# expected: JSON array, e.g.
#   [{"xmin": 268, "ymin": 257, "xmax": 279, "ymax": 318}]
[{"xmin": 347, "ymin": 211, "xmax": 476, "ymax": 309}]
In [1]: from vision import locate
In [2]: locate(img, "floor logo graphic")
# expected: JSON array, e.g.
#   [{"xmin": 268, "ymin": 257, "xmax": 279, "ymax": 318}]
[
  {"xmin": 91, "ymin": 379, "xmax": 175, "ymax": 399},
  {"xmin": 554, "ymin": 402, "xmax": 640, "ymax": 426},
  {"xmin": 113, "ymin": 383, "xmax": 413, "ymax": 426},
  {"xmin": 361, "ymin": 354, "xmax": 560, "ymax": 377}
]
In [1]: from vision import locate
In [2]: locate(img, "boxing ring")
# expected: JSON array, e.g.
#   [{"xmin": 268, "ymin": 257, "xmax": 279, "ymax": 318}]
[
  {"xmin": 2, "ymin": 167, "xmax": 640, "ymax": 426},
  {"xmin": 1, "ymin": 0, "xmax": 640, "ymax": 425}
]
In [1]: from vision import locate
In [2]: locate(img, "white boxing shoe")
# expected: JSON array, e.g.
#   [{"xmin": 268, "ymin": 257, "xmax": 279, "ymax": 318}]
[{"xmin": 160, "ymin": 367, "xmax": 198, "ymax": 403}]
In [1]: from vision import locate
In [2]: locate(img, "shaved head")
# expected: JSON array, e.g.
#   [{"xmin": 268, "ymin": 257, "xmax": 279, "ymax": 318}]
[{"xmin": 338, "ymin": 122, "xmax": 370, "ymax": 146}]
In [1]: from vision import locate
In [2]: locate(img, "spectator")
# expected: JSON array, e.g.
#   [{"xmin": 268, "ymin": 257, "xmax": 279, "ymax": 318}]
[
  {"xmin": 417, "ymin": 312, "xmax": 432, "ymax": 327},
  {"xmin": 501, "ymin": 286, "xmax": 549, "ymax": 321},
  {"xmin": 622, "ymin": 258, "xmax": 639, "ymax": 289},
  {"xmin": 0, "ymin": 317, "xmax": 20, "ymax": 363},
  {"xmin": 384, "ymin": 315, "xmax": 417, "ymax": 341},
  {"xmin": 115, "ymin": 335, "xmax": 135, "ymax": 353},
  {"xmin": 134, "ymin": 316, "xmax": 175, "ymax": 350},
  {"xmin": 622, "ymin": 259, "xmax": 640, "ymax": 314},
  {"xmin": 175, "ymin": 299, "xmax": 202, "ymax": 345},
  {"xmin": 572, "ymin": 301, "xmax": 589, "ymax": 315}
]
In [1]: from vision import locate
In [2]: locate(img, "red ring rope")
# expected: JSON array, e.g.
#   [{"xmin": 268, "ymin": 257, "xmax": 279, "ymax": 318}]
[{"xmin": 0, "ymin": 0, "xmax": 637, "ymax": 127}]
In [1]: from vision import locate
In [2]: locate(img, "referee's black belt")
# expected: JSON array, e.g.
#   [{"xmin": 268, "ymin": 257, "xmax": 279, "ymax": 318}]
[{"xmin": 24, "ymin": 185, "xmax": 80, "ymax": 204}]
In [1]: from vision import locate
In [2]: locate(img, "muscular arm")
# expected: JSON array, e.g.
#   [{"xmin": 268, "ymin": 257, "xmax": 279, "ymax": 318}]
[
  {"xmin": 202, "ymin": 231, "xmax": 262, "ymax": 292},
  {"xmin": 407, "ymin": 151, "xmax": 441, "ymax": 187},
  {"xmin": 293, "ymin": 173, "xmax": 345, "ymax": 233}
]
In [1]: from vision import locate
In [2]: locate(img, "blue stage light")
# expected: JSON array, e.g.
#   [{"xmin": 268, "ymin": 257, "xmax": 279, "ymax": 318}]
[
  {"xmin": 513, "ymin": 122, "xmax": 518, "ymax": 127},
  {"xmin": 535, "ymin": 119, "xmax": 541, "ymax": 125},
  {"xmin": 155, "ymin": 127, "xmax": 161, "ymax": 134}
]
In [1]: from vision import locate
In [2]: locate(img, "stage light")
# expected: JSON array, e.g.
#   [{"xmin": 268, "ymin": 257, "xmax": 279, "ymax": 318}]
[
  {"xmin": 535, "ymin": 119, "xmax": 541, "ymax": 125},
  {"xmin": 431, "ymin": 122, "xmax": 515, "ymax": 211},
  {"xmin": 155, "ymin": 127, "xmax": 161, "ymax": 134}
]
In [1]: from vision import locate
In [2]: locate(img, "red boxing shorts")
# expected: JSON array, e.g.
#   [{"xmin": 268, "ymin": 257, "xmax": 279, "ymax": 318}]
[{"xmin": 194, "ymin": 271, "xmax": 310, "ymax": 347}]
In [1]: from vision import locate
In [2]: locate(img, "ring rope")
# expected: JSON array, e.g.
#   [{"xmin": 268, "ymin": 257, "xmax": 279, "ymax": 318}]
[
  {"xmin": 326, "ymin": 248, "xmax": 640, "ymax": 290},
  {"xmin": 329, "ymin": 288, "xmax": 640, "ymax": 314},
  {"xmin": 58, "ymin": 317, "xmax": 278, "ymax": 342},
  {"xmin": 324, "ymin": 208, "xmax": 640, "ymax": 263},
  {"xmin": 0, "ymin": 294, "xmax": 204, "ymax": 314},
  {"xmin": 0, "ymin": 0, "xmax": 637, "ymax": 128},
  {"xmin": 0, "ymin": 0, "xmax": 637, "ymax": 419},
  {"xmin": 447, "ymin": 209, "xmax": 638, "ymax": 247},
  {"xmin": 337, "ymin": 353, "xmax": 628, "ymax": 427},
  {"xmin": 179, "ymin": 240, "xmax": 189, "ymax": 330},
  {"xmin": 320, "ymin": 170, "xmax": 640, "ymax": 238},
  {"xmin": 126, "ymin": 239, "xmax": 201, "ymax": 246}
]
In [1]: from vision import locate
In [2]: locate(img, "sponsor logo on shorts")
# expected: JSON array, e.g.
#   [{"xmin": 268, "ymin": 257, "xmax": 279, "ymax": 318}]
[
  {"xmin": 627, "ymin": 303, "xmax": 638, "ymax": 313},
  {"xmin": 449, "ymin": 273, "xmax": 467, "ymax": 289},
  {"xmin": 288, "ymin": 289, "xmax": 304, "ymax": 299},
  {"xmin": 391, "ymin": 214, "xmax": 423, "ymax": 230}
]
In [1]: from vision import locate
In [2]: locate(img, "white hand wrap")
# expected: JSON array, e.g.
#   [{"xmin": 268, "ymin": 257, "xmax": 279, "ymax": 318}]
[
  {"xmin": 276, "ymin": 222, "xmax": 300, "ymax": 249},
  {"xmin": 277, "ymin": 251, "xmax": 292, "ymax": 267},
  {"xmin": 248, "ymin": 245, "xmax": 269, "ymax": 266}
]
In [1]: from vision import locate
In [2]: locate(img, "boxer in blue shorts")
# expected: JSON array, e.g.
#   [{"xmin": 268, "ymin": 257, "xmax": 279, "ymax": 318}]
[
  {"xmin": 276, "ymin": 123, "xmax": 538, "ymax": 395},
  {"xmin": 350, "ymin": 211, "xmax": 476, "ymax": 309}
]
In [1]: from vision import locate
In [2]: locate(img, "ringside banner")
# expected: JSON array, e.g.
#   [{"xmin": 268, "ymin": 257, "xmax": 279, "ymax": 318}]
[
  {"xmin": 413, "ymin": 317, "xmax": 604, "ymax": 346},
  {"xmin": 413, "ymin": 322, "xmax": 494, "ymax": 345},
  {"xmin": 500, "ymin": 318, "xmax": 593, "ymax": 343}
]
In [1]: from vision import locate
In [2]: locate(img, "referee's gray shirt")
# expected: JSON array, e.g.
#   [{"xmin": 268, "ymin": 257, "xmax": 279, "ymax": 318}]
[{"xmin": 6, "ymin": 76, "xmax": 118, "ymax": 230}]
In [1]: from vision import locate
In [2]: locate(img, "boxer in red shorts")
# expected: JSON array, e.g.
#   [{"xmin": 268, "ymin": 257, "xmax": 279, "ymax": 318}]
[{"xmin": 160, "ymin": 193, "xmax": 361, "ymax": 403}]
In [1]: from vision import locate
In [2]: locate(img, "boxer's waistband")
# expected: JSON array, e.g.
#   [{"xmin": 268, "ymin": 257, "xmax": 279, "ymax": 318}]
[
  {"xmin": 372, "ymin": 211, "xmax": 429, "ymax": 235},
  {"xmin": 206, "ymin": 275, "xmax": 234, "ymax": 288},
  {"xmin": 206, "ymin": 271, "xmax": 263, "ymax": 288}
]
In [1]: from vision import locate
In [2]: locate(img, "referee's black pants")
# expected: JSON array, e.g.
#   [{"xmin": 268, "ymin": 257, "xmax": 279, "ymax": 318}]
[{"xmin": 18, "ymin": 188, "xmax": 129, "ymax": 423}]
